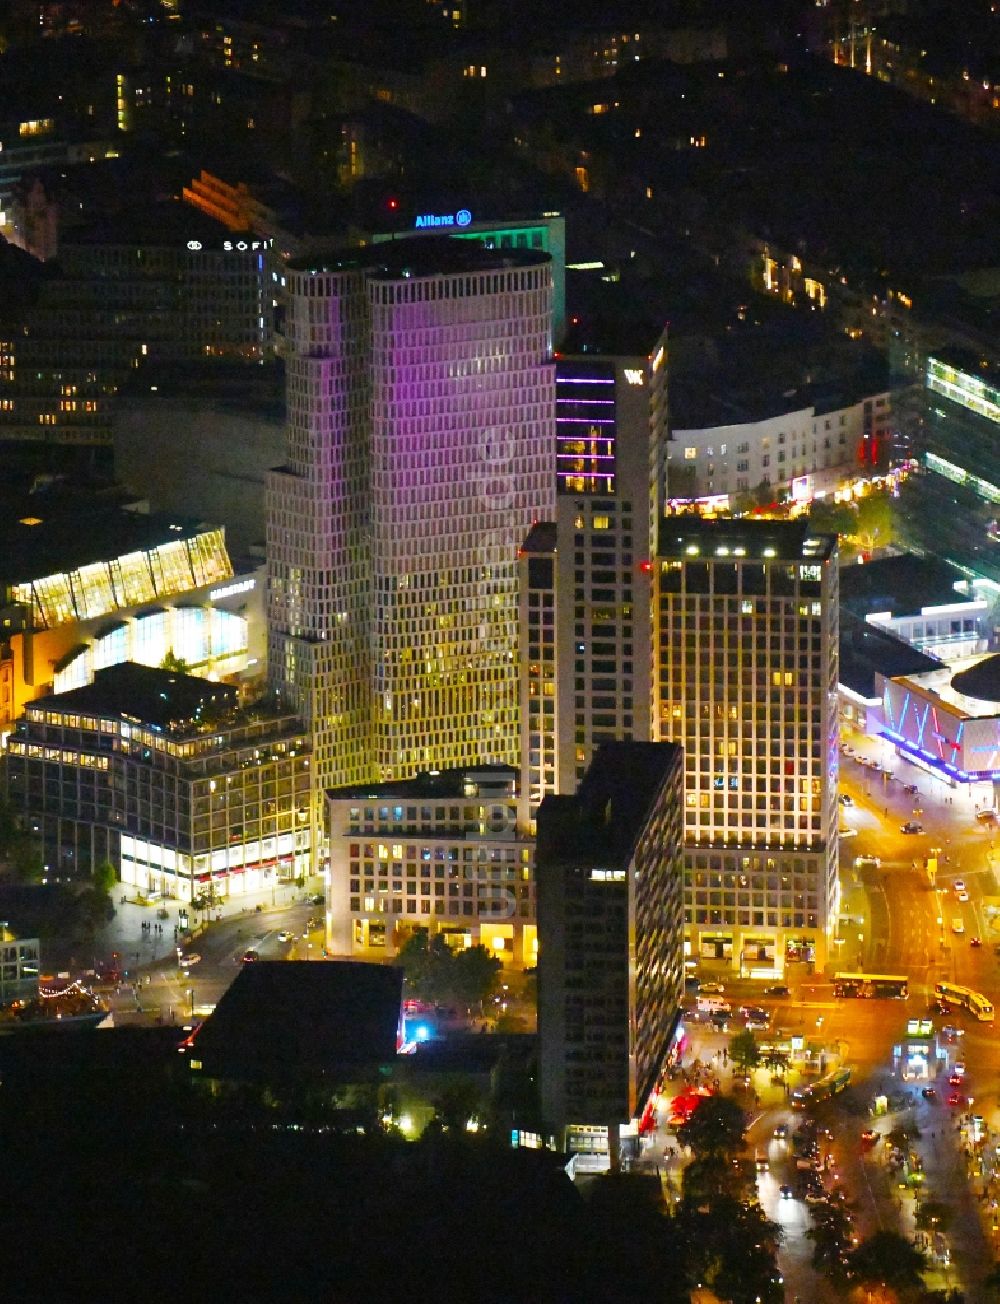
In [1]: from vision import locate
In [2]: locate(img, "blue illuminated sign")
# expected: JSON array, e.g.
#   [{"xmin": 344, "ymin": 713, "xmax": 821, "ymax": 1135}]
[{"xmin": 414, "ymin": 209, "xmax": 473, "ymax": 229}]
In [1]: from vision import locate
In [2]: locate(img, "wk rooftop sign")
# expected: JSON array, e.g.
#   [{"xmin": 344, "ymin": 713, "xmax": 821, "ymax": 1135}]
[{"xmin": 414, "ymin": 209, "xmax": 472, "ymax": 229}]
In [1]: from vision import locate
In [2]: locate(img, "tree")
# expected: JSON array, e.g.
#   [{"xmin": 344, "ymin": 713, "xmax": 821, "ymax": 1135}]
[
  {"xmin": 160, "ymin": 649, "xmax": 190, "ymax": 674},
  {"xmin": 728, "ymin": 1028, "xmax": 760, "ymax": 1073},
  {"xmin": 915, "ymin": 1200, "xmax": 953, "ymax": 1235},
  {"xmin": 678, "ymin": 1196, "xmax": 782, "ymax": 1304},
  {"xmin": 451, "ymin": 943, "xmax": 501, "ymax": 1010},
  {"xmin": 682, "ymin": 1154, "xmax": 751, "ymax": 1205},
  {"xmin": 10, "ymin": 831, "xmax": 44, "ymax": 883},
  {"xmin": 762, "ymin": 1046, "xmax": 788, "ymax": 1078},
  {"xmin": 808, "ymin": 498, "xmax": 856, "ymax": 539},
  {"xmin": 395, "ymin": 928, "xmax": 453, "ymax": 1003},
  {"xmin": 92, "ymin": 859, "xmax": 117, "ymax": 895},
  {"xmin": 676, "ymin": 1095, "xmax": 747, "ymax": 1158},
  {"xmin": 853, "ymin": 491, "xmax": 895, "ymax": 557},
  {"xmin": 847, "ymin": 1230, "xmax": 926, "ymax": 1293}
]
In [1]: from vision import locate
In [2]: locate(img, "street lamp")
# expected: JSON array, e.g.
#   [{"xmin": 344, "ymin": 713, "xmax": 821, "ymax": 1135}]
[{"xmin": 186, "ymin": 987, "xmax": 195, "ymax": 1019}]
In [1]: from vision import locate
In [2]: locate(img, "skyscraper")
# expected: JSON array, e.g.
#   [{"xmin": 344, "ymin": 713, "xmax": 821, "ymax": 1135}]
[
  {"xmin": 652, "ymin": 518, "xmax": 839, "ymax": 975},
  {"xmin": 518, "ymin": 338, "xmax": 667, "ymax": 815},
  {"xmin": 267, "ymin": 237, "xmax": 555, "ymax": 808},
  {"xmin": 536, "ymin": 741, "xmax": 685, "ymax": 1165}
]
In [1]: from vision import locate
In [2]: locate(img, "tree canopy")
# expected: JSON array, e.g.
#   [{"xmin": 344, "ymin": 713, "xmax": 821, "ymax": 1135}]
[
  {"xmin": 847, "ymin": 1229, "xmax": 926, "ymax": 1292},
  {"xmin": 676, "ymin": 1095, "xmax": 747, "ymax": 1158}
]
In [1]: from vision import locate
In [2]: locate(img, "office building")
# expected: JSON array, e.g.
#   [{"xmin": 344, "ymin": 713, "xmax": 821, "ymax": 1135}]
[
  {"xmin": 653, "ymin": 519, "xmax": 839, "ymax": 974},
  {"xmin": 267, "ymin": 236, "xmax": 555, "ymax": 809},
  {"xmin": 374, "ymin": 212, "xmax": 566, "ymax": 345},
  {"xmin": 326, "ymin": 764, "xmax": 535, "ymax": 965},
  {"xmin": 5, "ymin": 663, "xmax": 311, "ymax": 895},
  {"xmin": 518, "ymin": 340, "xmax": 667, "ymax": 814},
  {"xmin": 900, "ymin": 351, "xmax": 1000, "ymax": 583},
  {"xmin": 536, "ymin": 741, "xmax": 685, "ymax": 1164}
]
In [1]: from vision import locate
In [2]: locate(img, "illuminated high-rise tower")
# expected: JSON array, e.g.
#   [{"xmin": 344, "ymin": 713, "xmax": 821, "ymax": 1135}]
[{"xmin": 267, "ymin": 237, "xmax": 555, "ymax": 802}]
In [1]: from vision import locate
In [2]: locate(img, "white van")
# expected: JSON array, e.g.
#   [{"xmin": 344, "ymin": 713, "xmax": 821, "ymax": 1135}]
[
  {"xmin": 951, "ymin": 918, "xmax": 965, "ymax": 935},
  {"xmin": 697, "ymin": 995, "xmax": 732, "ymax": 1015}
]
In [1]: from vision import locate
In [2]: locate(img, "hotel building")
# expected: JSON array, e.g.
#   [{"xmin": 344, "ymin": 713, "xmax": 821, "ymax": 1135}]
[
  {"xmin": 652, "ymin": 519, "xmax": 839, "ymax": 974},
  {"xmin": 517, "ymin": 341, "xmax": 667, "ymax": 813},
  {"xmin": 267, "ymin": 236, "xmax": 555, "ymax": 805},
  {"xmin": 326, "ymin": 764, "xmax": 535, "ymax": 965},
  {"xmin": 5, "ymin": 663, "xmax": 311, "ymax": 895},
  {"xmin": 536, "ymin": 742, "xmax": 685, "ymax": 1164}
]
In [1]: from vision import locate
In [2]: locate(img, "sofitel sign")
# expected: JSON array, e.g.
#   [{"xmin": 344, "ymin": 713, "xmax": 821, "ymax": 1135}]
[{"xmin": 414, "ymin": 209, "xmax": 472, "ymax": 230}]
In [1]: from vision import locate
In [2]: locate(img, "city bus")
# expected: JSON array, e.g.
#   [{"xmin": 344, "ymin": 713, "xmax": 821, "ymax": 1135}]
[
  {"xmin": 834, "ymin": 972, "xmax": 909, "ymax": 999},
  {"xmin": 933, "ymin": 981, "xmax": 994, "ymax": 1022},
  {"xmin": 791, "ymin": 1068, "xmax": 852, "ymax": 1109}
]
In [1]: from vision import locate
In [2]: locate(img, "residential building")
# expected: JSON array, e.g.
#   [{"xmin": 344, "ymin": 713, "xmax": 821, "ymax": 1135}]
[
  {"xmin": 668, "ymin": 381, "xmax": 891, "ymax": 508},
  {"xmin": 5, "ymin": 663, "xmax": 311, "ymax": 894},
  {"xmin": 536, "ymin": 741, "xmax": 685, "ymax": 1165},
  {"xmin": 518, "ymin": 341, "xmax": 667, "ymax": 814},
  {"xmin": 652, "ymin": 518, "xmax": 839, "ymax": 974},
  {"xmin": 327, "ymin": 764, "xmax": 535, "ymax": 966},
  {"xmin": 267, "ymin": 235, "xmax": 555, "ymax": 813}
]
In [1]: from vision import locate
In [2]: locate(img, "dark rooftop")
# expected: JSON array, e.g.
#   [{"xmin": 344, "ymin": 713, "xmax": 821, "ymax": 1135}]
[
  {"xmin": 63, "ymin": 199, "xmax": 250, "ymax": 251},
  {"xmin": 520, "ymin": 522, "xmax": 558, "ymax": 555},
  {"xmin": 536, "ymin": 741, "xmax": 681, "ymax": 870},
  {"xmin": 187, "ymin": 961, "xmax": 402, "ymax": 1080},
  {"xmin": 839, "ymin": 609, "xmax": 942, "ymax": 700},
  {"xmin": 657, "ymin": 516, "xmax": 837, "ymax": 562},
  {"xmin": 288, "ymin": 234, "xmax": 550, "ymax": 279},
  {"xmin": 31, "ymin": 663, "xmax": 237, "ymax": 731},
  {"xmin": 329, "ymin": 763, "xmax": 517, "ymax": 803},
  {"xmin": 951, "ymin": 655, "xmax": 1000, "ymax": 706},
  {"xmin": 839, "ymin": 554, "xmax": 970, "ymax": 620},
  {"xmin": 0, "ymin": 487, "xmax": 223, "ymax": 587}
]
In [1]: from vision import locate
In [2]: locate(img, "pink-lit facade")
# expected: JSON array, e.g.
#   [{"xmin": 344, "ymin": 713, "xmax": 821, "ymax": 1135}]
[{"xmin": 267, "ymin": 240, "xmax": 555, "ymax": 811}]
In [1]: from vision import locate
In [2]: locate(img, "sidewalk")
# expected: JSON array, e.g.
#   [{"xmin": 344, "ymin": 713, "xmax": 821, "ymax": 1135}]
[{"xmin": 44, "ymin": 878, "xmax": 322, "ymax": 974}]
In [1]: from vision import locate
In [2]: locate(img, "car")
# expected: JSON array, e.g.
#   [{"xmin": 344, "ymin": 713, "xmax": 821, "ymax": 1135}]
[
  {"xmin": 948, "ymin": 1073, "xmax": 963, "ymax": 1087},
  {"xmin": 699, "ymin": 981, "xmax": 725, "ymax": 995},
  {"xmin": 684, "ymin": 975, "xmax": 700, "ymax": 991},
  {"xmin": 957, "ymin": 890, "xmax": 970, "ymax": 903},
  {"xmin": 755, "ymin": 1153, "xmax": 769, "ymax": 1172},
  {"xmin": 952, "ymin": 918, "xmax": 965, "ymax": 935},
  {"xmin": 954, "ymin": 1061, "xmax": 966, "ymax": 1078},
  {"xmin": 241, "ymin": 949, "xmax": 259, "ymax": 963},
  {"xmin": 178, "ymin": 952, "xmax": 200, "ymax": 967},
  {"xmin": 970, "ymin": 936, "xmax": 982, "ymax": 948},
  {"xmin": 912, "ymin": 805, "xmax": 924, "ymax": 815},
  {"xmin": 928, "ymin": 1000, "xmax": 952, "ymax": 1016},
  {"xmin": 948, "ymin": 1093, "xmax": 966, "ymax": 1108},
  {"xmin": 921, "ymin": 1087, "xmax": 938, "ymax": 1101},
  {"xmin": 839, "ymin": 827, "xmax": 858, "ymax": 839},
  {"xmin": 838, "ymin": 793, "xmax": 854, "ymax": 807},
  {"xmin": 309, "ymin": 893, "xmax": 324, "ymax": 905},
  {"xmin": 805, "ymin": 1189, "xmax": 829, "ymax": 1205},
  {"xmin": 941, "ymin": 1024, "xmax": 964, "ymax": 1040},
  {"xmin": 773, "ymin": 1123, "xmax": 789, "ymax": 1140},
  {"xmin": 855, "ymin": 854, "xmax": 882, "ymax": 869},
  {"xmin": 901, "ymin": 821, "xmax": 924, "ymax": 834},
  {"xmin": 861, "ymin": 1128, "xmax": 879, "ymax": 1144},
  {"xmin": 710, "ymin": 1011, "xmax": 730, "ymax": 1031},
  {"xmin": 953, "ymin": 879, "xmax": 966, "ymax": 894},
  {"xmin": 976, "ymin": 809, "xmax": 998, "ymax": 825},
  {"xmin": 903, "ymin": 783, "xmax": 919, "ymax": 795},
  {"xmin": 779, "ymin": 1184, "xmax": 795, "ymax": 1200},
  {"xmin": 764, "ymin": 984, "xmax": 790, "ymax": 997},
  {"xmin": 277, "ymin": 930, "xmax": 294, "ymax": 942}
]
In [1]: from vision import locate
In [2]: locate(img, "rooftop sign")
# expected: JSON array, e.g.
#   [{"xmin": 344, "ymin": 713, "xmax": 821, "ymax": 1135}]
[{"xmin": 414, "ymin": 209, "xmax": 472, "ymax": 230}]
